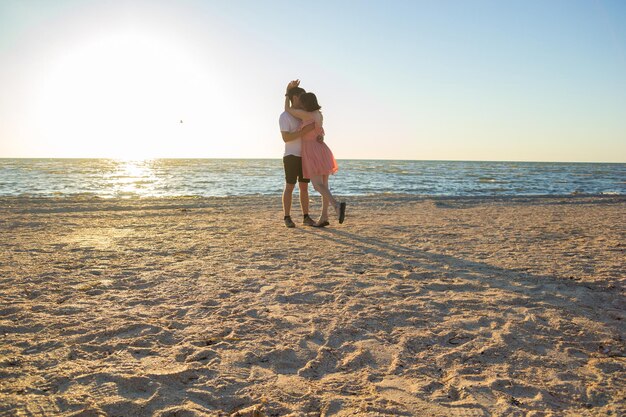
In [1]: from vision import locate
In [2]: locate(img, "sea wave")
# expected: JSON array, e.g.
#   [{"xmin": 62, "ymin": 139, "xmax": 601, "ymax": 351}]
[{"xmin": 0, "ymin": 159, "xmax": 624, "ymax": 198}]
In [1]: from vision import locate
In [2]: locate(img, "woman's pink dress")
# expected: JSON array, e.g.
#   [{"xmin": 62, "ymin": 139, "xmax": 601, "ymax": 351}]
[{"xmin": 301, "ymin": 119, "xmax": 338, "ymax": 178}]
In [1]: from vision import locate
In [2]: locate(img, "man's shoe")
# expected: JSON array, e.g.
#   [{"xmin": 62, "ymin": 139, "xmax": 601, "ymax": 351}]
[
  {"xmin": 284, "ymin": 216, "xmax": 296, "ymax": 228},
  {"xmin": 303, "ymin": 215, "xmax": 316, "ymax": 226}
]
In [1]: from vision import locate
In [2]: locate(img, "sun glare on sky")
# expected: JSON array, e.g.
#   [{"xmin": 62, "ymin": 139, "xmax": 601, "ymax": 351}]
[
  {"xmin": 1, "ymin": 0, "xmax": 625, "ymax": 162},
  {"xmin": 28, "ymin": 27, "xmax": 231, "ymax": 159}
]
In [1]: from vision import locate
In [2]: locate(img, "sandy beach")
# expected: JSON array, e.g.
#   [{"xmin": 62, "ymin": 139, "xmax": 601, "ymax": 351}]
[{"xmin": 0, "ymin": 194, "xmax": 624, "ymax": 417}]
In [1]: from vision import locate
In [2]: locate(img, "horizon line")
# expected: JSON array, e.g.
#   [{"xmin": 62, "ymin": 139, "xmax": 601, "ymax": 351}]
[{"xmin": 0, "ymin": 157, "xmax": 624, "ymax": 164}]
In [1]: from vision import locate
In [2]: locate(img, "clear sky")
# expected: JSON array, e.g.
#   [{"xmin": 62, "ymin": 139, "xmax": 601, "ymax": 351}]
[{"xmin": 1, "ymin": 0, "xmax": 625, "ymax": 161}]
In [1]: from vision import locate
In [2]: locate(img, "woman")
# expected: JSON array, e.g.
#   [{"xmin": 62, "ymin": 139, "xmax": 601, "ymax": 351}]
[{"xmin": 284, "ymin": 80, "xmax": 346, "ymax": 227}]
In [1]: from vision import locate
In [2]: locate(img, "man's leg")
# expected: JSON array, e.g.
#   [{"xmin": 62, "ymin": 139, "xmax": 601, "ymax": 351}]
[
  {"xmin": 298, "ymin": 181, "xmax": 310, "ymax": 216},
  {"xmin": 296, "ymin": 156, "xmax": 314, "ymax": 225},
  {"xmin": 283, "ymin": 182, "xmax": 295, "ymax": 217},
  {"xmin": 299, "ymin": 181, "xmax": 316, "ymax": 226},
  {"xmin": 282, "ymin": 156, "xmax": 298, "ymax": 227},
  {"xmin": 283, "ymin": 182, "xmax": 296, "ymax": 228}
]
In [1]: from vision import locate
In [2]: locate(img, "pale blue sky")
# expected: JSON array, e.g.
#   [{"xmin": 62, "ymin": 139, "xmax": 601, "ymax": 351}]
[{"xmin": 1, "ymin": 0, "xmax": 625, "ymax": 161}]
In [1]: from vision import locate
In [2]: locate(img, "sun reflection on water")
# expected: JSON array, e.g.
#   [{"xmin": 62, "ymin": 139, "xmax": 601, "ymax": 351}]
[{"xmin": 108, "ymin": 159, "xmax": 158, "ymax": 197}]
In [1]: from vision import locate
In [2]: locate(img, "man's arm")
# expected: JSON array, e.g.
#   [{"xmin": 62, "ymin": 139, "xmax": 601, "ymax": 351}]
[
  {"xmin": 281, "ymin": 123, "xmax": 315, "ymax": 143},
  {"xmin": 285, "ymin": 80, "xmax": 313, "ymax": 121}
]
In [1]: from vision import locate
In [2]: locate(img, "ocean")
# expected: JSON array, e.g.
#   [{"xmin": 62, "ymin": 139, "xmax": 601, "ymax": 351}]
[{"xmin": 0, "ymin": 159, "xmax": 624, "ymax": 198}]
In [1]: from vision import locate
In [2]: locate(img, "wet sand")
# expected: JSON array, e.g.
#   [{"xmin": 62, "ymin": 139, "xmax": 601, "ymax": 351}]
[{"xmin": 0, "ymin": 195, "xmax": 624, "ymax": 416}]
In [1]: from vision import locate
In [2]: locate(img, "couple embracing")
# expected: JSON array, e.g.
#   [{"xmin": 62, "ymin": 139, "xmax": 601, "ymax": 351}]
[{"xmin": 280, "ymin": 80, "xmax": 346, "ymax": 228}]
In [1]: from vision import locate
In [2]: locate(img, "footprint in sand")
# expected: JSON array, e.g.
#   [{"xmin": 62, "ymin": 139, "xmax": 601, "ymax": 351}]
[
  {"xmin": 0, "ymin": 396, "xmax": 62, "ymax": 417},
  {"xmin": 375, "ymin": 376, "xmax": 488, "ymax": 416},
  {"xmin": 297, "ymin": 346, "xmax": 338, "ymax": 379},
  {"xmin": 260, "ymin": 347, "xmax": 309, "ymax": 375}
]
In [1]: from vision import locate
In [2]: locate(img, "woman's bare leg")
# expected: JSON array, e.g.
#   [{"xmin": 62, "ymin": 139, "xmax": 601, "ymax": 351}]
[
  {"xmin": 311, "ymin": 174, "xmax": 338, "ymax": 221},
  {"xmin": 320, "ymin": 175, "xmax": 330, "ymax": 220}
]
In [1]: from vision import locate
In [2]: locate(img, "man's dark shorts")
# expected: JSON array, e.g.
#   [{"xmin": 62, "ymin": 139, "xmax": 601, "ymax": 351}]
[{"xmin": 283, "ymin": 155, "xmax": 310, "ymax": 184}]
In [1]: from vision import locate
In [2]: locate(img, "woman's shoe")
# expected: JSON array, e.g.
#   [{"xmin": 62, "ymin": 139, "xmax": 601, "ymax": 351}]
[
  {"xmin": 312, "ymin": 220, "xmax": 330, "ymax": 228},
  {"xmin": 338, "ymin": 202, "xmax": 346, "ymax": 224}
]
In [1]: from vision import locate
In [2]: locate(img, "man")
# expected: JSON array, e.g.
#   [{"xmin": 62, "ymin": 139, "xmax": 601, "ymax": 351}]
[{"xmin": 280, "ymin": 85, "xmax": 317, "ymax": 228}]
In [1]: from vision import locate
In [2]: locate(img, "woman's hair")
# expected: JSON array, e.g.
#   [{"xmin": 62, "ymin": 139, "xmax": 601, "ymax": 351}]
[{"xmin": 300, "ymin": 92, "xmax": 321, "ymax": 112}]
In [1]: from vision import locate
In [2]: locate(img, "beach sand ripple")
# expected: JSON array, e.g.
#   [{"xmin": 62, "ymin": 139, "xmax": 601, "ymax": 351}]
[{"xmin": 0, "ymin": 195, "xmax": 624, "ymax": 416}]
